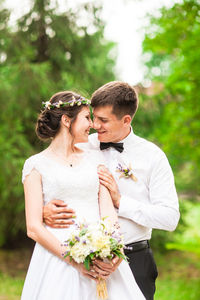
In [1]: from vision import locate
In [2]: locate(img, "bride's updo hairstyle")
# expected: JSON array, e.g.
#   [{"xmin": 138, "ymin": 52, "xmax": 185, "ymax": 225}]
[{"xmin": 36, "ymin": 91, "xmax": 90, "ymax": 141}]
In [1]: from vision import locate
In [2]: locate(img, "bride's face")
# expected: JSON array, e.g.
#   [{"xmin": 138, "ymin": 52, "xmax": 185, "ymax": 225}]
[{"xmin": 72, "ymin": 106, "xmax": 92, "ymax": 143}]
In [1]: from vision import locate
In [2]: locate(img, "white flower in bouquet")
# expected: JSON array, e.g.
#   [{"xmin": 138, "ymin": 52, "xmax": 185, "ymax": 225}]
[{"xmin": 62, "ymin": 219, "xmax": 127, "ymax": 299}]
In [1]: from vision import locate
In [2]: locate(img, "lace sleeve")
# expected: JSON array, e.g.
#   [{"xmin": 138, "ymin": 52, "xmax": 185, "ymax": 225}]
[{"xmin": 22, "ymin": 155, "xmax": 41, "ymax": 183}]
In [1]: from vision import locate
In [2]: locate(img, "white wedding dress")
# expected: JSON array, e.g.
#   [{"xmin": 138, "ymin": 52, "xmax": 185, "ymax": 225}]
[{"xmin": 21, "ymin": 150, "xmax": 145, "ymax": 300}]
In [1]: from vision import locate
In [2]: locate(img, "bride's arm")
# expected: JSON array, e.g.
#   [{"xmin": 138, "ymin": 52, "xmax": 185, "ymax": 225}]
[
  {"xmin": 98, "ymin": 182, "xmax": 118, "ymax": 224},
  {"xmin": 92, "ymin": 166, "xmax": 122, "ymax": 277},
  {"xmin": 24, "ymin": 169, "xmax": 99, "ymax": 281},
  {"xmin": 24, "ymin": 170, "xmax": 64, "ymax": 257}
]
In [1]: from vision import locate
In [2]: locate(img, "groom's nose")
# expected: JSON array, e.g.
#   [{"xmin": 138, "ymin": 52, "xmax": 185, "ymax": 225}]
[{"xmin": 93, "ymin": 118, "xmax": 101, "ymax": 130}]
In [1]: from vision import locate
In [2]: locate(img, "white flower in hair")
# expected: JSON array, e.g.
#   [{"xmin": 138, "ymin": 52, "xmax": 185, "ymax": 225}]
[
  {"xmin": 70, "ymin": 96, "xmax": 76, "ymax": 106},
  {"xmin": 56, "ymin": 100, "xmax": 63, "ymax": 108},
  {"xmin": 45, "ymin": 101, "xmax": 51, "ymax": 110},
  {"xmin": 42, "ymin": 95, "xmax": 91, "ymax": 110}
]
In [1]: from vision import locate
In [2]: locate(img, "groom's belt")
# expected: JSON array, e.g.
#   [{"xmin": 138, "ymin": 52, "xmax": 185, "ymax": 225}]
[{"xmin": 124, "ymin": 240, "xmax": 150, "ymax": 254}]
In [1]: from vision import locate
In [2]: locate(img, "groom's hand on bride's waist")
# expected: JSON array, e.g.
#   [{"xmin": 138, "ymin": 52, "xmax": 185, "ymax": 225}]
[{"xmin": 43, "ymin": 199, "xmax": 76, "ymax": 228}]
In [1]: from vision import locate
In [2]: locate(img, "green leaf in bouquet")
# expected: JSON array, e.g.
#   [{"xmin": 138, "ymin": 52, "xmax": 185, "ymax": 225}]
[
  {"xmin": 89, "ymin": 252, "xmax": 96, "ymax": 260},
  {"xmin": 84, "ymin": 255, "xmax": 92, "ymax": 271},
  {"xmin": 63, "ymin": 251, "xmax": 70, "ymax": 259},
  {"xmin": 107, "ymin": 255, "xmax": 113, "ymax": 260},
  {"xmin": 112, "ymin": 250, "xmax": 128, "ymax": 262},
  {"xmin": 101, "ymin": 223, "xmax": 105, "ymax": 230},
  {"xmin": 80, "ymin": 228, "xmax": 88, "ymax": 236},
  {"xmin": 109, "ymin": 238, "xmax": 118, "ymax": 249},
  {"xmin": 69, "ymin": 241, "xmax": 75, "ymax": 247}
]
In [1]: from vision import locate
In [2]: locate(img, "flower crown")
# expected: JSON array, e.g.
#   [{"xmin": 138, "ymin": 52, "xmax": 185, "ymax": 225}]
[{"xmin": 42, "ymin": 96, "xmax": 91, "ymax": 110}]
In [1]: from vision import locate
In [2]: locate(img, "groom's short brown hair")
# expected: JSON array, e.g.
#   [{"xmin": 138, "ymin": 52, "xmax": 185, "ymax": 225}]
[{"xmin": 91, "ymin": 81, "xmax": 138, "ymax": 119}]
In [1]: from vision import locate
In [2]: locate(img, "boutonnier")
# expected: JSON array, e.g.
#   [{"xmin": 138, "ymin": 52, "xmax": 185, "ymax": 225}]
[{"xmin": 116, "ymin": 163, "xmax": 137, "ymax": 182}]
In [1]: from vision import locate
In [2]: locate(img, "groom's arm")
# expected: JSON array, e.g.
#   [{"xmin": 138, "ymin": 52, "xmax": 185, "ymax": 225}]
[{"xmin": 43, "ymin": 199, "xmax": 76, "ymax": 228}]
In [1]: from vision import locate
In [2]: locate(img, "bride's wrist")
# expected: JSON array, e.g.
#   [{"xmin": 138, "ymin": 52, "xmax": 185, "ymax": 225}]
[
  {"xmin": 64, "ymin": 256, "xmax": 77, "ymax": 268},
  {"xmin": 112, "ymin": 192, "xmax": 120, "ymax": 208}
]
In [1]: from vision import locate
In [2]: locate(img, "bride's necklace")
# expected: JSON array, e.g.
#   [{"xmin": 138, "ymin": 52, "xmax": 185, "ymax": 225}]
[{"xmin": 50, "ymin": 148, "xmax": 79, "ymax": 167}]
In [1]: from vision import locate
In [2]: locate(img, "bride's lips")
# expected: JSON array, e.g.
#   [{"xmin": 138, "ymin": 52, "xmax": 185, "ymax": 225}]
[{"xmin": 97, "ymin": 131, "xmax": 106, "ymax": 135}]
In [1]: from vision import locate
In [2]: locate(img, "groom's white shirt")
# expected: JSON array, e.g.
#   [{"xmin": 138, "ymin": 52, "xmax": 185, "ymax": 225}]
[{"xmin": 88, "ymin": 130, "xmax": 180, "ymax": 245}]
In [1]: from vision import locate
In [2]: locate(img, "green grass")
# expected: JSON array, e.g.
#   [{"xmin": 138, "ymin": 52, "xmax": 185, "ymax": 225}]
[
  {"xmin": 0, "ymin": 248, "xmax": 31, "ymax": 299},
  {"xmin": 1, "ymin": 270, "xmax": 200, "ymax": 300},
  {"xmin": 0, "ymin": 249, "xmax": 199, "ymax": 299},
  {"xmin": 155, "ymin": 277, "xmax": 200, "ymax": 300},
  {"xmin": 154, "ymin": 250, "xmax": 200, "ymax": 300},
  {"xmin": 0, "ymin": 272, "xmax": 23, "ymax": 300}
]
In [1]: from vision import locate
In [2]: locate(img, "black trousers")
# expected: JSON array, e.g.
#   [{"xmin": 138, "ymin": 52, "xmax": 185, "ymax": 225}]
[{"xmin": 125, "ymin": 246, "xmax": 158, "ymax": 300}]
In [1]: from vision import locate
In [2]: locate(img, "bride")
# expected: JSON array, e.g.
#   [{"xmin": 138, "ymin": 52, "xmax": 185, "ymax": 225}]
[{"xmin": 21, "ymin": 91, "xmax": 145, "ymax": 300}]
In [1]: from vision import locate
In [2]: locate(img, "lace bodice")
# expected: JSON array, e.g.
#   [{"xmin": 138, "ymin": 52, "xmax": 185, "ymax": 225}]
[{"xmin": 22, "ymin": 149, "xmax": 104, "ymax": 224}]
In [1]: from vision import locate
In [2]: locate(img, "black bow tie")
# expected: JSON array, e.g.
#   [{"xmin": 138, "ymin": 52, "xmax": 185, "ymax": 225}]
[{"xmin": 100, "ymin": 142, "xmax": 124, "ymax": 153}]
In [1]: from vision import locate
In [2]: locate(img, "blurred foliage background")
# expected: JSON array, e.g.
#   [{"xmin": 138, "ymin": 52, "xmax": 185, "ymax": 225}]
[
  {"xmin": 0, "ymin": 0, "xmax": 116, "ymax": 247},
  {"xmin": 0, "ymin": 0, "xmax": 200, "ymax": 299}
]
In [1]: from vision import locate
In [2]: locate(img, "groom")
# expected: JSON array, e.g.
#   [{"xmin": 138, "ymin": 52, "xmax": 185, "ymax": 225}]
[{"xmin": 43, "ymin": 81, "xmax": 180, "ymax": 300}]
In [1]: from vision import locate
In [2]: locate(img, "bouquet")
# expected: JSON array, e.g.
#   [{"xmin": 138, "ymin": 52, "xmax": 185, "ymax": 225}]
[{"xmin": 62, "ymin": 219, "xmax": 127, "ymax": 300}]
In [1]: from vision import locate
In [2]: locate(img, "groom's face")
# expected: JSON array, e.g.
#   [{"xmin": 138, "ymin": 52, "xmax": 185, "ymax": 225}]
[{"xmin": 93, "ymin": 105, "xmax": 127, "ymax": 143}]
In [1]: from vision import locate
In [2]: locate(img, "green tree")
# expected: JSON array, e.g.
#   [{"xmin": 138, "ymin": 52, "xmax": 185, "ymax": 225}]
[
  {"xmin": 142, "ymin": 0, "xmax": 200, "ymax": 194},
  {"xmin": 167, "ymin": 201, "xmax": 200, "ymax": 256},
  {"xmin": 139, "ymin": 0, "xmax": 200, "ymax": 252},
  {"xmin": 0, "ymin": 0, "xmax": 116, "ymax": 247}
]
